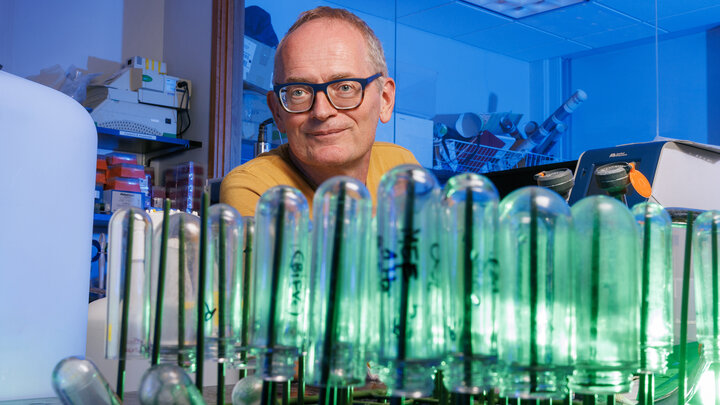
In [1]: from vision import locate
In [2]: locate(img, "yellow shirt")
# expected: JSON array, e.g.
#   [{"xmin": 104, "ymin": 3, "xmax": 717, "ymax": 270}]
[{"xmin": 220, "ymin": 142, "xmax": 420, "ymax": 216}]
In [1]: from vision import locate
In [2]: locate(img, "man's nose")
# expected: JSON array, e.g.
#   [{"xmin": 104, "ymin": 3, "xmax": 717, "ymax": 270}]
[{"xmin": 310, "ymin": 90, "xmax": 338, "ymax": 121}]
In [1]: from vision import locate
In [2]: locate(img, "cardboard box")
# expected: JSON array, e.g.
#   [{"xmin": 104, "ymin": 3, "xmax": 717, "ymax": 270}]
[
  {"xmin": 244, "ymin": 36, "xmax": 274, "ymax": 91},
  {"xmin": 103, "ymin": 190, "xmax": 144, "ymax": 212}
]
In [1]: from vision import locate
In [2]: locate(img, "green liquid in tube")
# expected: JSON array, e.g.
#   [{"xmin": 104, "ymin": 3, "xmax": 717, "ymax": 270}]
[
  {"xmin": 250, "ymin": 185, "xmax": 310, "ymax": 381},
  {"xmin": 306, "ymin": 176, "xmax": 373, "ymax": 387},
  {"xmin": 440, "ymin": 173, "xmax": 499, "ymax": 394},
  {"xmin": 569, "ymin": 195, "xmax": 639, "ymax": 394},
  {"xmin": 497, "ymin": 186, "xmax": 574, "ymax": 399},
  {"xmin": 376, "ymin": 164, "xmax": 445, "ymax": 398},
  {"xmin": 631, "ymin": 202, "xmax": 673, "ymax": 374},
  {"xmin": 148, "ymin": 212, "xmax": 201, "ymax": 371},
  {"xmin": 693, "ymin": 210, "xmax": 720, "ymax": 363}
]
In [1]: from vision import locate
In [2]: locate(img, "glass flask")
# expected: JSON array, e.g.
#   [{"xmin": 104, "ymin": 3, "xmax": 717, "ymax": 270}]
[
  {"xmin": 201, "ymin": 204, "xmax": 243, "ymax": 362},
  {"xmin": 569, "ymin": 195, "xmax": 639, "ymax": 394},
  {"xmin": 306, "ymin": 176, "xmax": 373, "ymax": 387},
  {"xmin": 232, "ymin": 375, "xmax": 264, "ymax": 405},
  {"xmin": 497, "ymin": 186, "xmax": 574, "ymax": 399},
  {"xmin": 52, "ymin": 357, "xmax": 121, "ymax": 405},
  {"xmin": 138, "ymin": 364, "xmax": 204, "ymax": 404},
  {"xmin": 376, "ymin": 164, "xmax": 446, "ymax": 398},
  {"xmin": 232, "ymin": 216, "xmax": 256, "ymax": 370},
  {"xmin": 250, "ymin": 185, "xmax": 310, "ymax": 381},
  {"xmin": 631, "ymin": 202, "xmax": 673, "ymax": 373},
  {"xmin": 148, "ymin": 212, "xmax": 201, "ymax": 370},
  {"xmin": 440, "ymin": 173, "xmax": 499, "ymax": 394},
  {"xmin": 693, "ymin": 210, "xmax": 720, "ymax": 363},
  {"xmin": 106, "ymin": 207, "xmax": 153, "ymax": 360}
]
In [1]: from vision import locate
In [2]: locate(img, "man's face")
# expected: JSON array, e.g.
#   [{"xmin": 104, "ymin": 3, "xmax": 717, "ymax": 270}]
[{"xmin": 267, "ymin": 19, "xmax": 395, "ymax": 173}]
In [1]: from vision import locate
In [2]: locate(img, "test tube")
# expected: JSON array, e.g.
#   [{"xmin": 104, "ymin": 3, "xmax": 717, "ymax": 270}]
[
  {"xmin": 149, "ymin": 212, "xmax": 201, "ymax": 370},
  {"xmin": 440, "ymin": 173, "xmax": 499, "ymax": 394},
  {"xmin": 631, "ymin": 202, "xmax": 673, "ymax": 373},
  {"xmin": 202, "ymin": 204, "xmax": 244, "ymax": 362},
  {"xmin": 497, "ymin": 186, "xmax": 574, "ymax": 399},
  {"xmin": 233, "ymin": 216, "xmax": 256, "ymax": 372},
  {"xmin": 105, "ymin": 207, "xmax": 153, "ymax": 398},
  {"xmin": 52, "ymin": 357, "xmax": 121, "ymax": 405},
  {"xmin": 250, "ymin": 185, "xmax": 310, "ymax": 381},
  {"xmin": 138, "ymin": 363, "xmax": 205, "ymax": 404},
  {"xmin": 364, "ymin": 217, "xmax": 382, "ymax": 376},
  {"xmin": 693, "ymin": 210, "xmax": 720, "ymax": 363},
  {"xmin": 376, "ymin": 164, "xmax": 445, "ymax": 398},
  {"xmin": 306, "ymin": 176, "xmax": 373, "ymax": 388},
  {"xmin": 569, "ymin": 195, "xmax": 639, "ymax": 394}
]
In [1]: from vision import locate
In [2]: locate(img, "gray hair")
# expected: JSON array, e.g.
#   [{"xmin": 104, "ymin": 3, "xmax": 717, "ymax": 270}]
[{"xmin": 273, "ymin": 6, "xmax": 388, "ymax": 83}]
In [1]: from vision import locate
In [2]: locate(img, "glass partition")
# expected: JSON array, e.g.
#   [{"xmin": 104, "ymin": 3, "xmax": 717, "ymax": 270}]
[{"xmin": 242, "ymin": 0, "xmax": 720, "ymax": 172}]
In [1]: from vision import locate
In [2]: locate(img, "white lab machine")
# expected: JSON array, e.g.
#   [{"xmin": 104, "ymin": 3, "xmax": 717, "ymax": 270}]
[{"xmin": 0, "ymin": 70, "xmax": 96, "ymax": 401}]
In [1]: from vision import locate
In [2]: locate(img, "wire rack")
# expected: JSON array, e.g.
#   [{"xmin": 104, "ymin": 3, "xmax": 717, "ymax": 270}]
[{"xmin": 438, "ymin": 139, "xmax": 557, "ymax": 173}]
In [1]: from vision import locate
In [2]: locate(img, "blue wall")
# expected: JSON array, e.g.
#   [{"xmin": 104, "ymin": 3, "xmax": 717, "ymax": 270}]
[
  {"xmin": 245, "ymin": 0, "xmax": 533, "ymax": 164},
  {"xmin": 568, "ymin": 32, "xmax": 708, "ymax": 159},
  {"xmin": 2, "ymin": 0, "xmax": 123, "ymax": 78}
]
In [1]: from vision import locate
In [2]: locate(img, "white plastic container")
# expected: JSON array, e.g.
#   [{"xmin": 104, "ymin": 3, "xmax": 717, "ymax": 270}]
[{"xmin": 0, "ymin": 70, "xmax": 97, "ymax": 400}]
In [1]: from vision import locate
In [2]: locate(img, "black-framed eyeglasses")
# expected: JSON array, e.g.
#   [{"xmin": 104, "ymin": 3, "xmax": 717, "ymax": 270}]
[{"xmin": 273, "ymin": 73, "xmax": 382, "ymax": 113}]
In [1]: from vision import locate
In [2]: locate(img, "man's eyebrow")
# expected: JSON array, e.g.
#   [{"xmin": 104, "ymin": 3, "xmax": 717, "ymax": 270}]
[{"xmin": 282, "ymin": 73, "xmax": 357, "ymax": 84}]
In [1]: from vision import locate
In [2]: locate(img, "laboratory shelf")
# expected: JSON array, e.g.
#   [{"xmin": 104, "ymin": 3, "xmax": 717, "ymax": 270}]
[{"xmin": 96, "ymin": 126, "xmax": 202, "ymax": 162}]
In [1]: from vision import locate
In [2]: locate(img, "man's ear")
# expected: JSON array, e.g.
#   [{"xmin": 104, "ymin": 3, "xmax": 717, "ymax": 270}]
[
  {"xmin": 266, "ymin": 90, "xmax": 286, "ymax": 133},
  {"xmin": 378, "ymin": 77, "xmax": 396, "ymax": 124}
]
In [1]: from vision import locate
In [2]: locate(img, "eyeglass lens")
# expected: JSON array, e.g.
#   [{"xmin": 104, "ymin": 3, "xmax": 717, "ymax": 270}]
[{"xmin": 280, "ymin": 80, "xmax": 364, "ymax": 112}]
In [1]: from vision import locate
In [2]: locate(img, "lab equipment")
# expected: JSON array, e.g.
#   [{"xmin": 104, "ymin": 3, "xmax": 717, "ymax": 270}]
[
  {"xmin": 594, "ymin": 163, "xmax": 632, "ymax": 203},
  {"xmin": 0, "ymin": 70, "xmax": 96, "ymax": 401},
  {"xmin": 105, "ymin": 207, "xmax": 153, "ymax": 397},
  {"xmin": 52, "ymin": 357, "xmax": 121, "ymax": 405},
  {"xmin": 250, "ymin": 185, "xmax": 310, "ymax": 381},
  {"xmin": 569, "ymin": 141, "xmax": 720, "ymax": 209},
  {"xmin": 569, "ymin": 195, "xmax": 639, "ymax": 394},
  {"xmin": 441, "ymin": 173, "xmax": 499, "ymax": 394},
  {"xmin": 138, "ymin": 364, "xmax": 205, "ymax": 404},
  {"xmin": 534, "ymin": 168, "xmax": 574, "ymax": 200},
  {"xmin": 531, "ymin": 89, "xmax": 587, "ymax": 155},
  {"xmin": 255, "ymin": 118, "xmax": 273, "ymax": 157},
  {"xmin": 149, "ymin": 211, "xmax": 201, "ymax": 370},
  {"xmin": 375, "ymin": 164, "xmax": 445, "ymax": 397},
  {"xmin": 306, "ymin": 177, "xmax": 373, "ymax": 388},
  {"xmin": 497, "ymin": 187, "xmax": 573, "ymax": 399}
]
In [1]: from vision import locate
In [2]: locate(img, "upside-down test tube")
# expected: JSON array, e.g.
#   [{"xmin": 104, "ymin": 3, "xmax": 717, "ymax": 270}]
[
  {"xmin": 693, "ymin": 211, "xmax": 720, "ymax": 363},
  {"xmin": 497, "ymin": 186, "xmax": 574, "ymax": 399},
  {"xmin": 364, "ymin": 217, "xmax": 382, "ymax": 377},
  {"xmin": 376, "ymin": 164, "xmax": 446, "ymax": 398},
  {"xmin": 250, "ymin": 185, "xmax": 310, "ymax": 381},
  {"xmin": 105, "ymin": 207, "xmax": 153, "ymax": 398},
  {"xmin": 201, "ymin": 203, "xmax": 244, "ymax": 400},
  {"xmin": 52, "ymin": 357, "xmax": 121, "ymax": 405},
  {"xmin": 138, "ymin": 363, "xmax": 205, "ymax": 404},
  {"xmin": 632, "ymin": 202, "xmax": 673, "ymax": 372},
  {"xmin": 632, "ymin": 202, "xmax": 673, "ymax": 405},
  {"xmin": 149, "ymin": 211, "xmax": 201, "ymax": 370},
  {"xmin": 233, "ymin": 216, "xmax": 256, "ymax": 374},
  {"xmin": 440, "ymin": 173, "xmax": 499, "ymax": 394},
  {"xmin": 306, "ymin": 177, "xmax": 373, "ymax": 391},
  {"xmin": 569, "ymin": 195, "xmax": 639, "ymax": 394}
]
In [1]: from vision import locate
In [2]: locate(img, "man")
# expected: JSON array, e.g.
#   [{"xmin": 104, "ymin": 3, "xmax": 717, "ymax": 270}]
[{"xmin": 220, "ymin": 6, "xmax": 418, "ymax": 216}]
